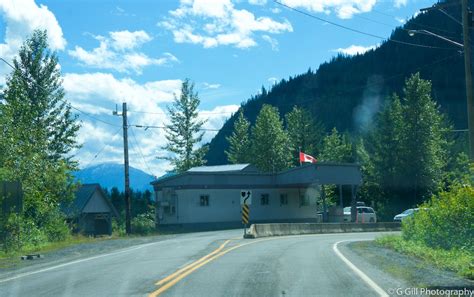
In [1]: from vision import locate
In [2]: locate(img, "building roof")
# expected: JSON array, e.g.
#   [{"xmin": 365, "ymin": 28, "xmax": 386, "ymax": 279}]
[
  {"xmin": 63, "ymin": 183, "xmax": 118, "ymax": 218},
  {"xmin": 187, "ymin": 164, "xmax": 256, "ymax": 173},
  {"xmin": 151, "ymin": 163, "xmax": 362, "ymax": 189}
]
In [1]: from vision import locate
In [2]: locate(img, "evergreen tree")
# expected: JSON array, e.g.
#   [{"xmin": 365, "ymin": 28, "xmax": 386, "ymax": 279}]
[
  {"xmin": 225, "ymin": 110, "xmax": 251, "ymax": 164},
  {"xmin": 285, "ymin": 106, "xmax": 324, "ymax": 166},
  {"xmin": 397, "ymin": 73, "xmax": 449, "ymax": 206},
  {"xmin": 319, "ymin": 128, "xmax": 353, "ymax": 162},
  {"xmin": 364, "ymin": 95, "xmax": 405, "ymax": 216},
  {"xmin": 250, "ymin": 104, "xmax": 292, "ymax": 172},
  {"xmin": 0, "ymin": 30, "xmax": 80, "ymax": 244},
  {"xmin": 366, "ymin": 73, "xmax": 451, "ymax": 216},
  {"xmin": 319, "ymin": 127, "xmax": 353, "ymax": 203},
  {"xmin": 161, "ymin": 79, "xmax": 207, "ymax": 172}
]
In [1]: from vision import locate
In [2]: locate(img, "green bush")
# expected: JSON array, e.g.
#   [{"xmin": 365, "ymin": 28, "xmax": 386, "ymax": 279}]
[
  {"xmin": 1, "ymin": 213, "xmax": 47, "ymax": 252},
  {"xmin": 42, "ymin": 210, "xmax": 70, "ymax": 242},
  {"xmin": 112, "ymin": 218, "xmax": 126, "ymax": 237},
  {"xmin": 131, "ymin": 211, "xmax": 155, "ymax": 235},
  {"xmin": 402, "ymin": 184, "xmax": 474, "ymax": 252}
]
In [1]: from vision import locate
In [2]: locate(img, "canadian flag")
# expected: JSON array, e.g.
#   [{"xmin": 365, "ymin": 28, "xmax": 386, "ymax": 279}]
[{"xmin": 299, "ymin": 152, "xmax": 317, "ymax": 164}]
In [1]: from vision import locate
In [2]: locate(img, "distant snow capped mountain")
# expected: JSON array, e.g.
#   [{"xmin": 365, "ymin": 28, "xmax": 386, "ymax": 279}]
[{"xmin": 75, "ymin": 163, "xmax": 155, "ymax": 191}]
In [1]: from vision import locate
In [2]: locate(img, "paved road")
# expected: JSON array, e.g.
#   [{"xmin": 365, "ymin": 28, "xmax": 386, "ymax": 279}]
[{"xmin": 1, "ymin": 230, "xmax": 397, "ymax": 297}]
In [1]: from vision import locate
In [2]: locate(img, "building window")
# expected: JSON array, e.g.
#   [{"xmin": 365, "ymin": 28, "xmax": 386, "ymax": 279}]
[
  {"xmin": 300, "ymin": 194, "xmax": 309, "ymax": 206},
  {"xmin": 200, "ymin": 195, "xmax": 209, "ymax": 207},
  {"xmin": 280, "ymin": 194, "xmax": 288, "ymax": 206},
  {"xmin": 163, "ymin": 205, "xmax": 175, "ymax": 214},
  {"xmin": 261, "ymin": 194, "xmax": 269, "ymax": 205}
]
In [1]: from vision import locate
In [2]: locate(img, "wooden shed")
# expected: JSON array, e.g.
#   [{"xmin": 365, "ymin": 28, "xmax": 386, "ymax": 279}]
[{"xmin": 65, "ymin": 184, "xmax": 118, "ymax": 235}]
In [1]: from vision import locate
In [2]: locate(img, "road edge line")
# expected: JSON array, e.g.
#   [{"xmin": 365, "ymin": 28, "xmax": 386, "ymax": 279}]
[
  {"xmin": 333, "ymin": 240, "xmax": 389, "ymax": 297},
  {"xmin": 0, "ymin": 240, "xmax": 166, "ymax": 284}
]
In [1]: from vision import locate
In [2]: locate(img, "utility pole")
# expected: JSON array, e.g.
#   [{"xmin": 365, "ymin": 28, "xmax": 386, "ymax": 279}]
[
  {"xmin": 462, "ymin": 0, "xmax": 474, "ymax": 160},
  {"xmin": 113, "ymin": 103, "xmax": 132, "ymax": 234}
]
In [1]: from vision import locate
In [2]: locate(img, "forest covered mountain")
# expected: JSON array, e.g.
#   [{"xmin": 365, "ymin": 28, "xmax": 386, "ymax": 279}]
[{"xmin": 206, "ymin": 0, "xmax": 468, "ymax": 165}]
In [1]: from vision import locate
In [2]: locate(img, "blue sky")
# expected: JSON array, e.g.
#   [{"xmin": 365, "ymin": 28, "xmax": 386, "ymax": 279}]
[{"xmin": 0, "ymin": 0, "xmax": 436, "ymax": 177}]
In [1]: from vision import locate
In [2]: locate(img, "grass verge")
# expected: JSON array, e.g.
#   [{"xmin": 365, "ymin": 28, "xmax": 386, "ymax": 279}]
[
  {"xmin": 0, "ymin": 235, "xmax": 111, "ymax": 260},
  {"xmin": 375, "ymin": 234, "xmax": 474, "ymax": 280}
]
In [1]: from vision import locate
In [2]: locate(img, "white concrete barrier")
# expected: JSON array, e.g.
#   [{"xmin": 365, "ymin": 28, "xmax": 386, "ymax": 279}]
[{"xmin": 247, "ymin": 222, "xmax": 401, "ymax": 238}]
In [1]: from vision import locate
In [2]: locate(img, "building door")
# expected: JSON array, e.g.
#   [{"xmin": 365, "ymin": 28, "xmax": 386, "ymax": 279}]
[{"xmin": 94, "ymin": 213, "xmax": 110, "ymax": 235}]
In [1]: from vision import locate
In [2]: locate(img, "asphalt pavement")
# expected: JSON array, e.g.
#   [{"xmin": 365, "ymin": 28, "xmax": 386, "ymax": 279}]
[{"xmin": 0, "ymin": 230, "xmax": 400, "ymax": 297}]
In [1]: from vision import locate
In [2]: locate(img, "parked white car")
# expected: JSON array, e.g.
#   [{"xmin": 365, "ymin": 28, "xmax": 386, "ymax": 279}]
[{"xmin": 343, "ymin": 206, "xmax": 377, "ymax": 223}]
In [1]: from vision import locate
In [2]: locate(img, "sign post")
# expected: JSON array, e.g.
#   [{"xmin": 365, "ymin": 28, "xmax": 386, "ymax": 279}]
[{"xmin": 240, "ymin": 190, "xmax": 252, "ymax": 237}]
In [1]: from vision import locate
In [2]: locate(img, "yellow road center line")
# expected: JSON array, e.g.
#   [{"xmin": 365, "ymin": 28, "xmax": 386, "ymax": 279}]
[
  {"xmin": 155, "ymin": 239, "xmax": 231, "ymax": 286},
  {"xmin": 148, "ymin": 232, "xmax": 391, "ymax": 297},
  {"xmin": 148, "ymin": 238, "xmax": 278, "ymax": 297}
]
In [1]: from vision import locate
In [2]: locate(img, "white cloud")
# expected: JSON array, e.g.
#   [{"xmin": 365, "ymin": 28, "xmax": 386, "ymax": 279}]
[
  {"xmin": 334, "ymin": 44, "xmax": 377, "ymax": 55},
  {"xmin": 203, "ymin": 82, "xmax": 221, "ymax": 89},
  {"xmin": 111, "ymin": 6, "xmax": 136, "ymax": 17},
  {"xmin": 268, "ymin": 77, "xmax": 278, "ymax": 84},
  {"xmin": 160, "ymin": 0, "xmax": 292, "ymax": 49},
  {"xmin": 262, "ymin": 34, "xmax": 278, "ymax": 51},
  {"xmin": 249, "ymin": 0, "xmax": 267, "ymax": 5},
  {"xmin": 279, "ymin": 0, "xmax": 377, "ymax": 19},
  {"xmin": 199, "ymin": 104, "xmax": 240, "ymax": 143},
  {"xmin": 66, "ymin": 72, "xmax": 239, "ymax": 176},
  {"xmin": 0, "ymin": 0, "xmax": 66, "ymax": 80},
  {"xmin": 109, "ymin": 30, "xmax": 152, "ymax": 50},
  {"xmin": 271, "ymin": 7, "xmax": 282, "ymax": 14},
  {"xmin": 394, "ymin": 0, "xmax": 407, "ymax": 8},
  {"xmin": 395, "ymin": 17, "xmax": 406, "ymax": 24},
  {"xmin": 64, "ymin": 72, "xmax": 183, "ymax": 175},
  {"xmin": 68, "ymin": 30, "xmax": 178, "ymax": 74},
  {"xmin": 63, "ymin": 72, "xmax": 181, "ymax": 109}
]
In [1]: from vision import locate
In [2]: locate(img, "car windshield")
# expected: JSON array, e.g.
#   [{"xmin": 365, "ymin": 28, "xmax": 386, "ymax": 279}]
[{"xmin": 0, "ymin": 1, "xmax": 471, "ymax": 296}]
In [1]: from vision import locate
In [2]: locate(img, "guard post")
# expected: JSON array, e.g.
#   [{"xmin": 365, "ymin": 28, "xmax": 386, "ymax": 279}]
[{"xmin": 240, "ymin": 190, "xmax": 252, "ymax": 237}]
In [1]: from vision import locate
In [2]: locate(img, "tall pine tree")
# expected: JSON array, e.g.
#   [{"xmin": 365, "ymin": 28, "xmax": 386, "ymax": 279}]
[
  {"xmin": 397, "ymin": 73, "xmax": 449, "ymax": 207},
  {"xmin": 285, "ymin": 106, "xmax": 324, "ymax": 166},
  {"xmin": 225, "ymin": 110, "xmax": 251, "ymax": 164},
  {"xmin": 161, "ymin": 79, "xmax": 207, "ymax": 172},
  {"xmin": 251, "ymin": 104, "xmax": 292, "ymax": 172},
  {"xmin": 365, "ymin": 73, "xmax": 451, "ymax": 216},
  {"xmin": 319, "ymin": 128, "xmax": 353, "ymax": 162}
]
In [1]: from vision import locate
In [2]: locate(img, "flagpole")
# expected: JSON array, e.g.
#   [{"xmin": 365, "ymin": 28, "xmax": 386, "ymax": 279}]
[{"xmin": 298, "ymin": 147, "xmax": 302, "ymax": 166}]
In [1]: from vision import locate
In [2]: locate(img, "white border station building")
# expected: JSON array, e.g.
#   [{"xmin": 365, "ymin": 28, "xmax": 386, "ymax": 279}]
[{"xmin": 152, "ymin": 163, "xmax": 362, "ymax": 229}]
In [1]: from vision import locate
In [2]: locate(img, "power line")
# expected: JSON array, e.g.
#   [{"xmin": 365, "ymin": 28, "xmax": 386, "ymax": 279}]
[
  {"xmin": 81, "ymin": 126, "xmax": 123, "ymax": 169},
  {"xmin": 129, "ymin": 126, "xmax": 156, "ymax": 177},
  {"xmin": 128, "ymin": 109, "xmax": 237, "ymax": 115},
  {"xmin": 0, "ymin": 57, "xmax": 120, "ymax": 127},
  {"xmin": 268, "ymin": 52, "xmax": 461, "ymax": 109},
  {"xmin": 132, "ymin": 54, "xmax": 461, "ymax": 131},
  {"xmin": 371, "ymin": 8, "xmax": 459, "ymax": 36},
  {"xmin": 274, "ymin": 1, "xmax": 459, "ymax": 50},
  {"xmin": 131, "ymin": 123, "xmax": 228, "ymax": 132}
]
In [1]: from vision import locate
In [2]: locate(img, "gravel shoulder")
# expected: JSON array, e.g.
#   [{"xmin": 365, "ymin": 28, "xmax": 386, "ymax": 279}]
[
  {"xmin": 343, "ymin": 240, "xmax": 474, "ymax": 294},
  {"xmin": 0, "ymin": 233, "xmax": 179, "ymax": 279}
]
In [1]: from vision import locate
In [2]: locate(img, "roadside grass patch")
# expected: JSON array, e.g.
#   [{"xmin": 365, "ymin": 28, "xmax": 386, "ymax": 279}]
[
  {"xmin": 348, "ymin": 240, "xmax": 473, "ymax": 289},
  {"xmin": 375, "ymin": 235, "xmax": 474, "ymax": 280},
  {"xmin": 0, "ymin": 235, "xmax": 102, "ymax": 261}
]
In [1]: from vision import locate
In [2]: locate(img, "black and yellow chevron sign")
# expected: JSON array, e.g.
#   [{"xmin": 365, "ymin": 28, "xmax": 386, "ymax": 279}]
[{"xmin": 242, "ymin": 204, "xmax": 250, "ymax": 225}]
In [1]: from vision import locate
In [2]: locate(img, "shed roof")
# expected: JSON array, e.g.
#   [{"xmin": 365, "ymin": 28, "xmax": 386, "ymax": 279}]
[{"xmin": 63, "ymin": 183, "xmax": 118, "ymax": 218}]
